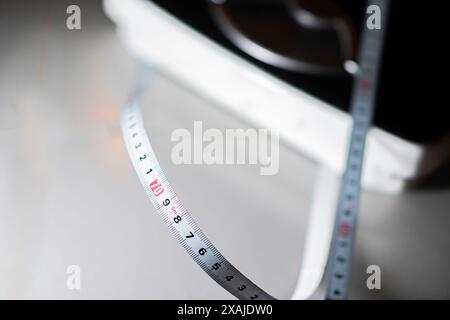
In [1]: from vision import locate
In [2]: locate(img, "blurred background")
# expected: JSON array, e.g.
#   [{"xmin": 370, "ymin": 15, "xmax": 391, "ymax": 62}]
[{"xmin": 0, "ymin": 0, "xmax": 449, "ymax": 299}]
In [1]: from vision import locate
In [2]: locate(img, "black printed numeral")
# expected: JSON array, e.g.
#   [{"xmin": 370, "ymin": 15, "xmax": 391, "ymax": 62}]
[
  {"xmin": 186, "ymin": 232, "xmax": 194, "ymax": 239},
  {"xmin": 211, "ymin": 262, "xmax": 222, "ymax": 271}
]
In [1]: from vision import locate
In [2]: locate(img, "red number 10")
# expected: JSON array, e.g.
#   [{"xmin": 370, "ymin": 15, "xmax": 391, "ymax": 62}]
[{"xmin": 150, "ymin": 179, "xmax": 164, "ymax": 197}]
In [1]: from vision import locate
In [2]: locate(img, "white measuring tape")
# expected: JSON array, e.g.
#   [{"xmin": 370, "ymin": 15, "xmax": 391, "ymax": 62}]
[
  {"xmin": 326, "ymin": 0, "xmax": 390, "ymax": 299},
  {"xmin": 121, "ymin": 0, "xmax": 390, "ymax": 300},
  {"xmin": 121, "ymin": 89, "xmax": 275, "ymax": 300}
]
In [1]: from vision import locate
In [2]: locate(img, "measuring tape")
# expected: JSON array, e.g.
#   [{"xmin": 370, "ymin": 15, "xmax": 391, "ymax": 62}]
[
  {"xmin": 121, "ymin": 0, "xmax": 390, "ymax": 300},
  {"xmin": 121, "ymin": 86, "xmax": 275, "ymax": 300},
  {"xmin": 326, "ymin": 0, "xmax": 390, "ymax": 299}
]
